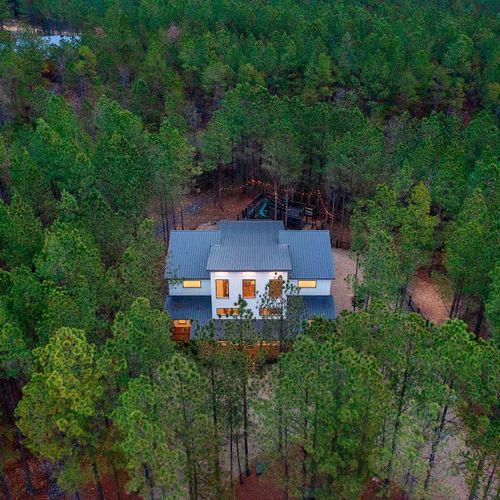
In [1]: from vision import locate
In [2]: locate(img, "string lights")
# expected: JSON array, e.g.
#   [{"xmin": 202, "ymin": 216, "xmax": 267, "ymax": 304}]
[{"xmin": 181, "ymin": 179, "xmax": 335, "ymax": 219}]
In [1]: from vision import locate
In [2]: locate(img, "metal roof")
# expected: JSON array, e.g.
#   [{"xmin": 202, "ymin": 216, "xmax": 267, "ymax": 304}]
[
  {"xmin": 165, "ymin": 221, "xmax": 334, "ymax": 278},
  {"xmin": 165, "ymin": 296, "xmax": 212, "ymax": 326},
  {"xmin": 218, "ymin": 220, "xmax": 285, "ymax": 244},
  {"xmin": 207, "ymin": 243, "xmax": 292, "ymax": 271},
  {"xmin": 207, "ymin": 220, "xmax": 292, "ymax": 271},
  {"xmin": 164, "ymin": 231, "xmax": 220, "ymax": 279},
  {"xmin": 279, "ymin": 230, "xmax": 335, "ymax": 279},
  {"xmin": 165, "ymin": 295, "xmax": 335, "ymax": 340},
  {"xmin": 301, "ymin": 295, "xmax": 336, "ymax": 319}
]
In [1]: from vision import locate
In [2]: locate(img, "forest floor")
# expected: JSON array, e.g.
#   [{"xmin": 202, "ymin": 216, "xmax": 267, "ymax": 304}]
[
  {"xmin": 331, "ymin": 248, "xmax": 357, "ymax": 314},
  {"xmin": 408, "ymin": 269, "xmax": 452, "ymax": 324}
]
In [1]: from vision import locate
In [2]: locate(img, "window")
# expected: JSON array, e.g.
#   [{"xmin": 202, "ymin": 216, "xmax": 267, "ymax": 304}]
[
  {"xmin": 298, "ymin": 280, "xmax": 317, "ymax": 288},
  {"xmin": 183, "ymin": 280, "xmax": 201, "ymax": 288},
  {"xmin": 216, "ymin": 308, "xmax": 239, "ymax": 316},
  {"xmin": 242, "ymin": 279, "xmax": 256, "ymax": 298},
  {"xmin": 177, "ymin": 319, "xmax": 189, "ymax": 325},
  {"xmin": 216, "ymin": 279, "xmax": 229, "ymax": 298},
  {"xmin": 260, "ymin": 307, "xmax": 281, "ymax": 317},
  {"xmin": 268, "ymin": 279, "xmax": 282, "ymax": 298}
]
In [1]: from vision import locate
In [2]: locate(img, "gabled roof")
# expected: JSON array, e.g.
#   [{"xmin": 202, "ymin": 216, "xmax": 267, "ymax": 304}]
[
  {"xmin": 279, "ymin": 230, "xmax": 335, "ymax": 280},
  {"xmin": 207, "ymin": 220, "xmax": 292, "ymax": 271},
  {"xmin": 207, "ymin": 244, "xmax": 292, "ymax": 271},
  {"xmin": 164, "ymin": 230, "xmax": 220, "ymax": 279}
]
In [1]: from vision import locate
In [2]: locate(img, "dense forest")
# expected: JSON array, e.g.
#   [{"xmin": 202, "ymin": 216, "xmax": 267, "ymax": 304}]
[{"xmin": 0, "ymin": 0, "xmax": 499, "ymax": 498}]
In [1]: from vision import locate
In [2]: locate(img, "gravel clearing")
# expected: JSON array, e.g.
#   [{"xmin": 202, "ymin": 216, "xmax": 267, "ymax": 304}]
[{"xmin": 331, "ymin": 248, "xmax": 358, "ymax": 314}]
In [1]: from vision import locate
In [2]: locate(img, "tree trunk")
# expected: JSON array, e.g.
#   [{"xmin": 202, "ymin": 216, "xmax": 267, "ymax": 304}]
[
  {"xmin": 283, "ymin": 418, "xmax": 289, "ymax": 500},
  {"xmin": 242, "ymin": 383, "xmax": 250, "ymax": 477},
  {"xmin": 0, "ymin": 474, "xmax": 11, "ymax": 500},
  {"xmin": 15, "ymin": 426, "xmax": 33, "ymax": 497},
  {"xmin": 329, "ymin": 188, "xmax": 336, "ymax": 233},
  {"xmin": 171, "ymin": 202, "xmax": 177, "ymax": 228},
  {"xmin": 229, "ymin": 414, "xmax": 234, "ymax": 492},
  {"xmin": 218, "ymin": 163, "xmax": 223, "ymax": 210},
  {"xmin": 450, "ymin": 278, "xmax": 464, "ymax": 319},
  {"xmin": 301, "ymin": 388, "xmax": 309, "ymax": 500},
  {"xmin": 469, "ymin": 454, "xmax": 486, "ymax": 500},
  {"xmin": 236, "ymin": 431, "xmax": 243, "ymax": 485},
  {"xmin": 164, "ymin": 203, "xmax": 170, "ymax": 246},
  {"xmin": 209, "ymin": 361, "xmax": 222, "ymax": 495},
  {"xmin": 7, "ymin": 381, "xmax": 33, "ymax": 498},
  {"xmin": 424, "ymin": 399, "xmax": 450, "ymax": 491},
  {"xmin": 92, "ymin": 460, "xmax": 105, "ymax": 500},
  {"xmin": 386, "ymin": 361, "xmax": 410, "ymax": 483},
  {"xmin": 160, "ymin": 200, "xmax": 167, "ymax": 247},
  {"xmin": 481, "ymin": 458, "xmax": 498, "ymax": 500},
  {"xmin": 339, "ymin": 189, "xmax": 346, "ymax": 245},
  {"xmin": 284, "ymin": 186, "xmax": 289, "ymax": 229},
  {"xmin": 474, "ymin": 300, "xmax": 485, "ymax": 337},
  {"xmin": 274, "ymin": 179, "xmax": 278, "ymax": 221},
  {"xmin": 353, "ymin": 255, "xmax": 360, "ymax": 311},
  {"xmin": 143, "ymin": 464, "xmax": 155, "ymax": 500},
  {"xmin": 111, "ymin": 461, "xmax": 122, "ymax": 500}
]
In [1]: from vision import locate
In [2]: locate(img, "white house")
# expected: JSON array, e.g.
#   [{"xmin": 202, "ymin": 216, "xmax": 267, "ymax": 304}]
[{"xmin": 165, "ymin": 220, "xmax": 335, "ymax": 340}]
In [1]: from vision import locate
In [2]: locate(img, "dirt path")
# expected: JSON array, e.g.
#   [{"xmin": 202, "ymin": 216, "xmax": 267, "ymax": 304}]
[
  {"xmin": 408, "ymin": 269, "xmax": 450, "ymax": 324},
  {"xmin": 235, "ymin": 467, "xmax": 282, "ymax": 500}
]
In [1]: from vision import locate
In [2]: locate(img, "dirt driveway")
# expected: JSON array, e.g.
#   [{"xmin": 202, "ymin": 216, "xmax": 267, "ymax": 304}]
[{"xmin": 331, "ymin": 248, "xmax": 357, "ymax": 314}]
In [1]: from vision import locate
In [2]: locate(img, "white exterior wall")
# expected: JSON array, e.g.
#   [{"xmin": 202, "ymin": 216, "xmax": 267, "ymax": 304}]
[
  {"xmin": 169, "ymin": 279, "xmax": 211, "ymax": 296},
  {"xmin": 290, "ymin": 279, "xmax": 331, "ymax": 296},
  {"xmin": 210, "ymin": 271, "xmax": 288, "ymax": 319}
]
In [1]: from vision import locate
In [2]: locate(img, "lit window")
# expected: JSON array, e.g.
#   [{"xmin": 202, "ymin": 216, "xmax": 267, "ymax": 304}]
[
  {"xmin": 173, "ymin": 320, "xmax": 191, "ymax": 326},
  {"xmin": 268, "ymin": 279, "xmax": 282, "ymax": 298},
  {"xmin": 298, "ymin": 280, "xmax": 317, "ymax": 288},
  {"xmin": 216, "ymin": 279, "xmax": 229, "ymax": 298},
  {"xmin": 259, "ymin": 307, "xmax": 280, "ymax": 317},
  {"xmin": 242, "ymin": 279, "xmax": 256, "ymax": 298},
  {"xmin": 216, "ymin": 308, "xmax": 239, "ymax": 316},
  {"xmin": 183, "ymin": 280, "xmax": 201, "ymax": 288}
]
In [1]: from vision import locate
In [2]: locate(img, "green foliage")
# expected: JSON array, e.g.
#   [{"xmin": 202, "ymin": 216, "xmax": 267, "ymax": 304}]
[
  {"xmin": 0, "ymin": 194, "xmax": 43, "ymax": 269},
  {"xmin": 116, "ymin": 218, "xmax": 163, "ymax": 311},
  {"xmin": 256, "ymin": 333, "xmax": 388, "ymax": 497},
  {"xmin": 16, "ymin": 327, "xmax": 105, "ymax": 493},
  {"xmin": 112, "ymin": 375, "xmax": 183, "ymax": 498},
  {"xmin": 35, "ymin": 222, "xmax": 112, "ymax": 340},
  {"xmin": 114, "ymin": 354, "xmax": 218, "ymax": 498},
  {"xmin": 107, "ymin": 297, "xmax": 173, "ymax": 381},
  {"xmin": 485, "ymin": 264, "xmax": 500, "ymax": 345},
  {"xmin": 0, "ymin": 2, "xmax": 499, "ymax": 498},
  {"xmin": 444, "ymin": 188, "xmax": 494, "ymax": 300},
  {"xmin": 351, "ymin": 183, "xmax": 437, "ymax": 306}
]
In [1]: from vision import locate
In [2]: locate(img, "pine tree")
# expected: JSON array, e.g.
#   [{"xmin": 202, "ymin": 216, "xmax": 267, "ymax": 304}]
[
  {"xmin": 116, "ymin": 218, "xmax": 163, "ymax": 311},
  {"xmin": 445, "ymin": 189, "xmax": 493, "ymax": 321},
  {"xmin": 16, "ymin": 328, "xmax": 107, "ymax": 498},
  {"xmin": 0, "ymin": 194, "xmax": 43, "ymax": 269}
]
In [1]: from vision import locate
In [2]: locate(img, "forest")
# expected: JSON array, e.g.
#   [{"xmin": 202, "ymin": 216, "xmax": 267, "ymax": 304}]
[{"xmin": 0, "ymin": 0, "xmax": 499, "ymax": 498}]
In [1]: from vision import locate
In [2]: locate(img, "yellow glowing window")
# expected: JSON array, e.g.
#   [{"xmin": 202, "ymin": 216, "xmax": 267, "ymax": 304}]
[
  {"xmin": 183, "ymin": 280, "xmax": 201, "ymax": 288},
  {"xmin": 242, "ymin": 279, "xmax": 256, "ymax": 298},
  {"xmin": 268, "ymin": 279, "xmax": 282, "ymax": 298},
  {"xmin": 216, "ymin": 308, "xmax": 239, "ymax": 316},
  {"xmin": 298, "ymin": 280, "xmax": 317, "ymax": 288},
  {"xmin": 259, "ymin": 307, "xmax": 280, "ymax": 317},
  {"xmin": 175, "ymin": 319, "xmax": 190, "ymax": 325},
  {"xmin": 216, "ymin": 279, "xmax": 229, "ymax": 298}
]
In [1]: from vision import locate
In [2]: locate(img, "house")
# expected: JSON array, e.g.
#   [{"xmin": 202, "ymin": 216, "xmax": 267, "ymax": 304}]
[{"xmin": 164, "ymin": 220, "xmax": 335, "ymax": 341}]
